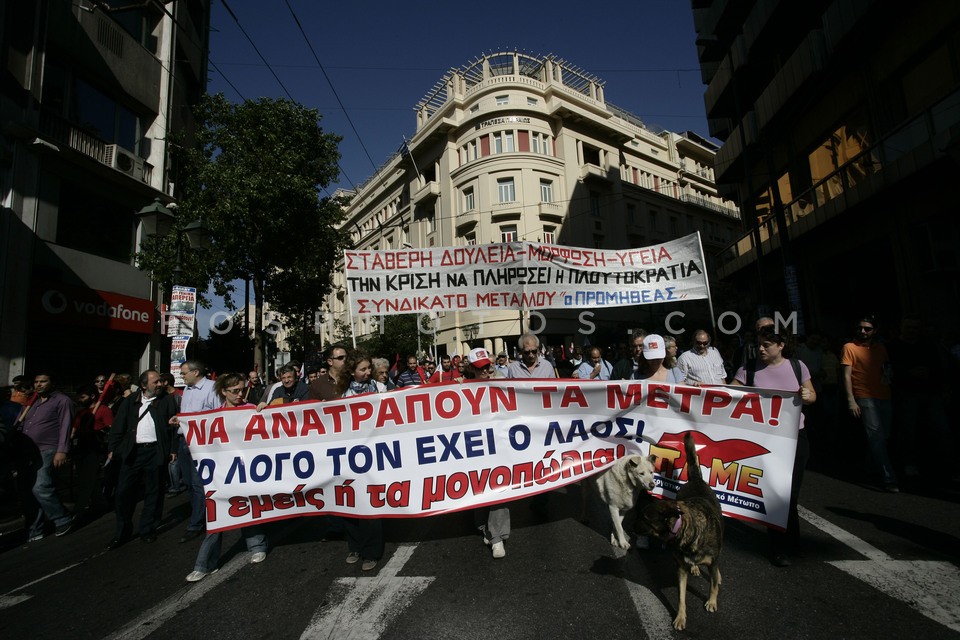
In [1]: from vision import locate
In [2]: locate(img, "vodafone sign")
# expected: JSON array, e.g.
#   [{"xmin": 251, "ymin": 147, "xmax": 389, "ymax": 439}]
[{"xmin": 31, "ymin": 281, "xmax": 154, "ymax": 334}]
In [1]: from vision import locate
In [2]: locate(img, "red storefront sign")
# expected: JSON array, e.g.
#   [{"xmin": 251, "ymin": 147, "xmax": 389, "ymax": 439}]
[{"xmin": 30, "ymin": 281, "xmax": 154, "ymax": 334}]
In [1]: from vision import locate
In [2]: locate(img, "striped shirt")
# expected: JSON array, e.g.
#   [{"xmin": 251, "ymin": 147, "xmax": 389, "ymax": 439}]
[{"xmin": 676, "ymin": 347, "xmax": 727, "ymax": 384}]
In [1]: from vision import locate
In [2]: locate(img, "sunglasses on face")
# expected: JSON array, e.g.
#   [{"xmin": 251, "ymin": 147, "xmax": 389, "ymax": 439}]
[
  {"xmin": 224, "ymin": 387, "xmax": 244, "ymax": 394},
  {"xmin": 521, "ymin": 349, "xmax": 538, "ymax": 355},
  {"xmin": 696, "ymin": 341, "xmax": 709, "ymax": 346},
  {"xmin": 330, "ymin": 355, "xmax": 347, "ymax": 361},
  {"xmin": 857, "ymin": 326, "xmax": 874, "ymax": 333}
]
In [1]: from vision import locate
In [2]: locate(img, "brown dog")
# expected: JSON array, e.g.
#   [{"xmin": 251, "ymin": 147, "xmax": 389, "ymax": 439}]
[{"xmin": 638, "ymin": 432, "xmax": 723, "ymax": 631}]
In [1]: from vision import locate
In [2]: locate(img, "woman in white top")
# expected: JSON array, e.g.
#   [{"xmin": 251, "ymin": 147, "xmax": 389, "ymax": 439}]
[
  {"xmin": 336, "ymin": 351, "xmax": 385, "ymax": 571},
  {"xmin": 186, "ymin": 373, "xmax": 268, "ymax": 582}
]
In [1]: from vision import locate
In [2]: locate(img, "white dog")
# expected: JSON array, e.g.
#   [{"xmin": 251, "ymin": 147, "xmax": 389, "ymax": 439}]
[{"xmin": 584, "ymin": 454, "xmax": 658, "ymax": 549}]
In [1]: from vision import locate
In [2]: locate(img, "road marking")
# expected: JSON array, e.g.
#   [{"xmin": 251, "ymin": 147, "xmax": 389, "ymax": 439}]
[
  {"xmin": 300, "ymin": 544, "xmax": 434, "ymax": 640},
  {"xmin": 625, "ymin": 582, "xmax": 675, "ymax": 640},
  {"xmin": 0, "ymin": 561, "xmax": 84, "ymax": 610},
  {"xmin": 103, "ymin": 553, "xmax": 249, "ymax": 640},
  {"xmin": 799, "ymin": 505, "xmax": 960, "ymax": 632}
]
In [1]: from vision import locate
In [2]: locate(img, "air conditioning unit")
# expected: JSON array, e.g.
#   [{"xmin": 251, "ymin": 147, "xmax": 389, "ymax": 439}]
[{"xmin": 104, "ymin": 144, "xmax": 144, "ymax": 180}]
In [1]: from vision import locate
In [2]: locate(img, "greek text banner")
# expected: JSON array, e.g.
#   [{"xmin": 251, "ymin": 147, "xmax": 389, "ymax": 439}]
[
  {"xmin": 343, "ymin": 234, "xmax": 708, "ymax": 315},
  {"xmin": 183, "ymin": 381, "xmax": 800, "ymax": 533}
]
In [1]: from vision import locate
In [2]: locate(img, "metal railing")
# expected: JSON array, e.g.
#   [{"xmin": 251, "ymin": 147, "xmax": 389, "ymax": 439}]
[{"xmin": 718, "ymin": 86, "xmax": 960, "ymax": 267}]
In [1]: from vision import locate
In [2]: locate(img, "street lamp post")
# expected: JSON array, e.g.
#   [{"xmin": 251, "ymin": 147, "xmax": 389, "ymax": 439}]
[{"xmin": 135, "ymin": 198, "xmax": 209, "ymax": 368}]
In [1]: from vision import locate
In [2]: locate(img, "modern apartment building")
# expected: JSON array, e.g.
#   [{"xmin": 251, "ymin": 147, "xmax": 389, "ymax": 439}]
[
  {"xmin": 0, "ymin": 0, "xmax": 209, "ymax": 387},
  {"xmin": 692, "ymin": 0, "xmax": 960, "ymax": 335},
  {"xmin": 325, "ymin": 51, "xmax": 740, "ymax": 358}
]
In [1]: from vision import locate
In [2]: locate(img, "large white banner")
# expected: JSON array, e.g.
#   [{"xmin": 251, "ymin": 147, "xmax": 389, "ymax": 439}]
[
  {"xmin": 181, "ymin": 380, "xmax": 800, "ymax": 534},
  {"xmin": 343, "ymin": 234, "xmax": 708, "ymax": 315}
]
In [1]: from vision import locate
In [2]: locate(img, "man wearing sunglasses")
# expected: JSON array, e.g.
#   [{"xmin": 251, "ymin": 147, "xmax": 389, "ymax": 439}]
[
  {"xmin": 676, "ymin": 330, "xmax": 727, "ymax": 386},
  {"xmin": 841, "ymin": 315, "xmax": 898, "ymax": 492},
  {"xmin": 307, "ymin": 344, "xmax": 349, "ymax": 402}
]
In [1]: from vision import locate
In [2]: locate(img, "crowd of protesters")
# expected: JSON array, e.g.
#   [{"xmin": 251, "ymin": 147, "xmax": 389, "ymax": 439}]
[{"xmin": 1, "ymin": 311, "xmax": 958, "ymax": 577}]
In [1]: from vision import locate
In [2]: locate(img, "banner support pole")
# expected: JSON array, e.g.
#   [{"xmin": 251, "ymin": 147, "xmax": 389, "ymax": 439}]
[{"xmin": 696, "ymin": 231, "xmax": 717, "ymax": 336}]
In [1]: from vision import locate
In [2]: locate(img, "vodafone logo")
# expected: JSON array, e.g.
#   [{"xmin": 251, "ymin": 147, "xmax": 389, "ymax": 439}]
[
  {"xmin": 32, "ymin": 282, "xmax": 154, "ymax": 334},
  {"xmin": 41, "ymin": 290, "xmax": 68, "ymax": 314}
]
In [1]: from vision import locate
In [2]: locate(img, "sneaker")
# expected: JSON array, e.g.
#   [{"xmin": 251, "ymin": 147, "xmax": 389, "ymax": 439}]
[
  {"xmin": 491, "ymin": 541, "xmax": 506, "ymax": 559},
  {"xmin": 250, "ymin": 552, "xmax": 267, "ymax": 564},
  {"xmin": 28, "ymin": 533, "xmax": 44, "ymax": 543},
  {"xmin": 185, "ymin": 569, "xmax": 217, "ymax": 583},
  {"xmin": 345, "ymin": 552, "xmax": 360, "ymax": 564},
  {"xmin": 361, "ymin": 559, "xmax": 378, "ymax": 571},
  {"xmin": 55, "ymin": 520, "xmax": 73, "ymax": 537},
  {"xmin": 884, "ymin": 484, "xmax": 900, "ymax": 493}
]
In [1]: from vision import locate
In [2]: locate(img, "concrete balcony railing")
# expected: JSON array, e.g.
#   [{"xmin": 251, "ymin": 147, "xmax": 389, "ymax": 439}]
[
  {"xmin": 538, "ymin": 201, "xmax": 563, "ymax": 219},
  {"xmin": 412, "ymin": 180, "xmax": 440, "ymax": 204},
  {"xmin": 579, "ymin": 162, "xmax": 612, "ymax": 182},
  {"xmin": 679, "ymin": 193, "xmax": 740, "ymax": 219},
  {"xmin": 457, "ymin": 208, "xmax": 480, "ymax": 229},
  {"xmin": 717, "ymin": 86, "xmax": 960, "ymax": 278}
]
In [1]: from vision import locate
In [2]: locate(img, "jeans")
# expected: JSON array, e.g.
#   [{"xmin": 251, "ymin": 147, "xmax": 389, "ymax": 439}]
[
  {"xmin": 178, "ymin": 437, "xmax": 206, "ymax": 531},
  {"xmin": 194, "ymin": 526, "xmax": 267, "ymax": 572},
  {"xmin": 23, "ymin": 448, "xmax": 72, "ymax": 537},
  {"xmin": 474, "ymin": 506, "xmax": 511, "ymax": 544},
  {"xmin": 856, "ymin": 397, "xmax": 897, "ymax": 486},
  {"xmin": 168, "ymin": 458, "xmax": 183, "ymax": 492}
]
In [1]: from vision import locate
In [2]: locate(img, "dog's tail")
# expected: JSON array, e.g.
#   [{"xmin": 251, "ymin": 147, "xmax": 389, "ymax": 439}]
[{"xmin": 684, "ymin": 432, "xmax": 703, "ymax": 483}]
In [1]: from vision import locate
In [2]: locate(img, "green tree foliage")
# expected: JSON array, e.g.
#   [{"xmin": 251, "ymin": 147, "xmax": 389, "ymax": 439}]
[
  {"xmin": 136, "ymin": 94, "xmax": 348, "ymax": 369},
  {"xmin": 195, "ymin": 315, "xmax": 264, "ymax": 374},
  {"xmin": 355, "ymin": 315, "xmax": 434, "ymax": 362}
]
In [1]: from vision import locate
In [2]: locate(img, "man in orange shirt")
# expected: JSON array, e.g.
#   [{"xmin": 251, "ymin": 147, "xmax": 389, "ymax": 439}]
[{"xmin": 841, "ymin": 315, "xmax": 898, "ymax": 492}]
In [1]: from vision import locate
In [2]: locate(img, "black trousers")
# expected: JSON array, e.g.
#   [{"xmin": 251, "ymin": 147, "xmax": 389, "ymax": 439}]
[
  {"xmin": 343, "ymin": 517, "xmax": 384, "ymax": 561},
  {"xmin": 769, "ymin": 428, "xmax": 809, "ymax": 554},
  {"xmin": 114, "ymin": 443, "xmax": 166, "ymax": 538}
]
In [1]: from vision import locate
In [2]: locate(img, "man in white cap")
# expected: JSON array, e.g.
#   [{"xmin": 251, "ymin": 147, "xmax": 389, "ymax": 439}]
[{"xmin": 462, "ymin": 347, "xmax": 509, "ymax": 557}]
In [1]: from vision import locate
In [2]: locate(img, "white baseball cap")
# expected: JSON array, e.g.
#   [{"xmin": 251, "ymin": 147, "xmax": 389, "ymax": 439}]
[
  {"xmin": 643, "ymin": 334, "xmax": 666, "ymax": 359},
  {"xmin": 467, "ymin": 347, "xmax": 492, "ymax": 369}
]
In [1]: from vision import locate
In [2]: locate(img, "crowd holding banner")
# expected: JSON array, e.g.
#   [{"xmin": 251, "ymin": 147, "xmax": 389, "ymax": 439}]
[
  {"xmin": 174, "ymin": 234, "xmax": 801, "ymax": 534},
  {"xmin": 182, "ymin": 379, "xmax": 801, "ymax": 533}
]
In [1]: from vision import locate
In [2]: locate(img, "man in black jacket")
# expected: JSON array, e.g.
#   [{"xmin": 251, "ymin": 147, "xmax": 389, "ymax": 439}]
[{"xmin": 106, "ymin": 370, "xmax": 178, "ymax": 548}]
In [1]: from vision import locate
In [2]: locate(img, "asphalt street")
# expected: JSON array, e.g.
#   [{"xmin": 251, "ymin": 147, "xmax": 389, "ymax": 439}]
[{"xmin": 1, "ymin": 468, "xmax": 959, "ymax": 640}]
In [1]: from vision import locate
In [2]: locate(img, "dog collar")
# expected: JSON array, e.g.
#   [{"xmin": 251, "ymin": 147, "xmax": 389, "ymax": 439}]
[{"xmin": 669, "ymin": 515, "xmax": 682, "ymax": 538}]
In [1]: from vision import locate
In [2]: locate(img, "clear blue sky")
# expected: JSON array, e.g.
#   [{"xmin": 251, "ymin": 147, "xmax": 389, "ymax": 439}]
[
  {"xmin": 197, "ymin": 0, "xmax": 711, "ymax": 335},
  {"xmin": 207, "ymin": 0, "xmax": 711, "ymax": 193}
]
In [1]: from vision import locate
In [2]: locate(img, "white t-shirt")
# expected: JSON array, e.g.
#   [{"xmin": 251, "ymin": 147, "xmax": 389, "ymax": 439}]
[{"xmin": 135, "ymin": 395, "xmax": 158, "ymax": 444}]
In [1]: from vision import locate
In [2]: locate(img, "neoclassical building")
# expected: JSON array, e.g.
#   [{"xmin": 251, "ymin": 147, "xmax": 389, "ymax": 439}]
[{"xmin": 325, "ymin": 51, "xmax": 740, "ymax": 358}]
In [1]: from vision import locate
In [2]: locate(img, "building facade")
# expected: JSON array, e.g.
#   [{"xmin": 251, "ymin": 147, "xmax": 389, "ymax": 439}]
[
  {"xmin": 692, "ymin": 0, "xmax": 960, "ymax": 336},
  {"xmin": 325, "ymin": 51, "xmax": 740, "ymax": 358},
  {"xmin": 0, "ymin": 0, "xmax": 209, "ymax": 387}
]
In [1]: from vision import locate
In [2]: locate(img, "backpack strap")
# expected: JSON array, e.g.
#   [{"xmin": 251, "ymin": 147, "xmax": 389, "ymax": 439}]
[
  {"xmin": 790, "ymin": 358, "xmax": 803, "ymax": 387},
  {"xmin": 746, "ymin": 357, "xmax": 757, "ymax": 387}
]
